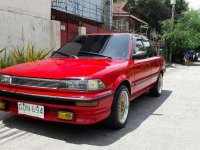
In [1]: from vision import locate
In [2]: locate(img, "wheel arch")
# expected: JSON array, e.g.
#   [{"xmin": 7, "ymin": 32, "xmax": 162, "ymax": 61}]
[
  {"xmin": 118, "ymin": 80, "xmax": 131, "ymax": 96},
  {"xmin": 112, "ymin": 75, "xmax": 131, "ymax": 96},
  {"xmin": 160, "ymin": 69, "xmax": 164, "ymax": 76}
]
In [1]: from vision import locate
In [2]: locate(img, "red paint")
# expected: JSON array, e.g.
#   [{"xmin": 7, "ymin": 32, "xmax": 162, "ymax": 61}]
[
  {"xmin": 61, "ymin": 22, "xmax": 114, "ymax": 45},
  {"xmin": 0, "ymin": 33, "xmax": 165, "ymax": 125},
  {"xmin": 60, "ymin": 22, "xmax": 68, "ymax": 46},
  {"xmin": 68, "ymin": 23, "xmax": 78, "ymax": 41},
  {"xmin": 83, "ymin": 23, "xmax": 98, "ymax": 34},
  {"xmin": 61, "ymin": 22, "xmax": 78, "ymax": 46}
]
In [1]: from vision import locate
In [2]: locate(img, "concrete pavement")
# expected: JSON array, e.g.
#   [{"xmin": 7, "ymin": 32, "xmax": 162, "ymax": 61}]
[{"xmin": 0, "ymin": 61, "xmax": 200, "ymax": 150}]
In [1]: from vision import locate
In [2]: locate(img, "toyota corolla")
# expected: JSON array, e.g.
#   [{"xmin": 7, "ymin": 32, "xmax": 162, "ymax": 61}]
[{"xmin": 0, "ymin": 33, "xmax": 165, "ymax": 129}]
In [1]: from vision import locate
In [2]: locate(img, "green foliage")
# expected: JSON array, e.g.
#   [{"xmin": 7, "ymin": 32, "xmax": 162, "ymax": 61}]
[
  {"xmin": 0, "ymin": 47, "xmax": 6, "ymax": 54},
  {"xmin": 160, "ymin": 19, "xmax": 173, "ymax": 34},
  {"xmin": 162, "ymin": 10, "xmax": 200, "ymax": 51},
  {"xmin": 160, "ymin": 48, "xmax": 168, "ymax": 61},
  {"xmin": 162, "ymin": 0, "xmax": 189, "ymax": 18},
  {"xmin": 0, "ymin": 45, "xmax": 53, "ymax": 69},
  {"xmin": 12, "ymin": 44, "xmax": 53, "ymax": 64},
  {"xmin": 0, "ymin": 48, "xmax": 15, "ymax": 69},
  {"xmin": 131, "ymin": 0, "xmax": 188, "ymax": 30},
  {"xmin": 113, "ymin": 0, "xmax": 188, "ymax": 31},
  {"xmin": 12, "ymin": 47, "xmax": 25, "ymax": 64},
  {"xmin": 113, "ymin": 0, "xmax": 127, "ymax": 2}
]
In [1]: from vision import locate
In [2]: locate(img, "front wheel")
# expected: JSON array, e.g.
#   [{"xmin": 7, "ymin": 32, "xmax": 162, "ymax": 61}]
[
  {"xmin": 149, "ymin": 73, "xmax": 163, "ymax": 97},
  {"xmin": 104, "ymin": 85, "xmax": 130, "ymax": 129}
]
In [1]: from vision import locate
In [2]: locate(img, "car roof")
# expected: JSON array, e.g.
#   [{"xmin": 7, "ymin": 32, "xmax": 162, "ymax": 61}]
[
  {"xmin": 87, "ymin": 33, "xmax": 130, "ymax": 36},
  {"xmin": 86, "ymin": 33, "xmax": 144, "ymax": 38}
]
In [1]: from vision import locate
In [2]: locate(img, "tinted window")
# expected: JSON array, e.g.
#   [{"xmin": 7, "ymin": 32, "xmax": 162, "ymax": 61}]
[
  {"xmin": 52, "ymin": 34, "xmax": 130, "ymax": 59},
  {"xmin": 134, "ymin": 39, "xmax": 145, "ymax": 53},
  {"xmin": 143, "ymin": 40, "xmax": 157, "ymax": 57}
]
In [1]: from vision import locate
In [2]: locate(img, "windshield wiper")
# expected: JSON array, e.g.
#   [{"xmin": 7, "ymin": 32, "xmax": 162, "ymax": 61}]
[
  {"xmin": 79, "ymin": 51, "xmax": 112, "ymax": 59},
  {"xmin": 54, "ymin": 51, "xmax": 78, "ymax": 58}
]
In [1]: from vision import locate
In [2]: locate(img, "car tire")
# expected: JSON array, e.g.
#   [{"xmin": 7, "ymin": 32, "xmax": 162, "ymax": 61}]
[
  {"xmin": 149, "ymin": 73, "xmax": 163, "ymax": 97},
  {"xmin": 104, "ymin": 85, "xmax": 130, "ymax": 129}
]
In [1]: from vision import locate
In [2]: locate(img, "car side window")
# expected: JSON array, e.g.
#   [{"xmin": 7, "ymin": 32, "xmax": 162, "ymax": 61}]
[
  {"xmin": 142, "ymin": 40, "xmax": 157, "ymax": 57},
  {"xmin": 134, "ymin": 39, "xmax": 145, "ymax": 54}
]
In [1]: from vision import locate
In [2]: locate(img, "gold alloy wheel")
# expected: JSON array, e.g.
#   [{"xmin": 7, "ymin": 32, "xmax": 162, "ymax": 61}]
[{"xmin": 118, "ymin": 90, "xmax": 129, "ymax": 124}]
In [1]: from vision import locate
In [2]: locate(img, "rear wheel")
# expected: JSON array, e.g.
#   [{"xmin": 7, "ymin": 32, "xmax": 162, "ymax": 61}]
[
  {"xmin": 104, "ymin": 85, "xmax": 130, "ymax": 129},
  {"xmin": 149, "ymin": 73, "xmax": 163, "ymax": 97}
]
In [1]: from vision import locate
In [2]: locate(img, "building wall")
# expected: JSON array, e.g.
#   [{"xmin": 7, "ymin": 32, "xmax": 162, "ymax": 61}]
[
  {"xmin": 51, "ymin": 0, "xmax": 104, "ymax": 23},
  {"xmin": 0, "ymin": 0, "xmax": 58, "ymax": 51},
  {"xmin": 103, "ymin": 0, "xmax": 113, "ymax": 30},
  {"xmin": 112, "ymin": 16, "xmax": 129, "ymax": 32},
  {"xmin": 51, "ymin": 20, "xmax": 61, "ymax": 50}
]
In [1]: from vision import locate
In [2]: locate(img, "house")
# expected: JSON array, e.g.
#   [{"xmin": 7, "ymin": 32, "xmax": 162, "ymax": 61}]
[
  {"xmin": 51, "ymin": 0, "xmax": 113, "ymax": 46},
  {"xmin": 113, "ymin": 2, "xmax": 148, "ymax": 33}
]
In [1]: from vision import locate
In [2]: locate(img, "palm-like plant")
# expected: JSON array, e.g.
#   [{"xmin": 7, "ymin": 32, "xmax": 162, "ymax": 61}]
[
  {"xmin": 12, "ymin": 44, "xmax": 53, "ymax": 64},
  {"xmin": 0, "ymin": 44, "xmax": 53, "ymax": 69},
  {"xmin": 0, "ymin": 48, "xmax": 15, "ymax": 69}
]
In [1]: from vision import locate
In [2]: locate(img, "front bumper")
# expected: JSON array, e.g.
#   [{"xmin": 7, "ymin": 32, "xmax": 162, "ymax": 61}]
[{"xmin": 0, "ymin": 89, "xmax": 114, "ymax": 125}]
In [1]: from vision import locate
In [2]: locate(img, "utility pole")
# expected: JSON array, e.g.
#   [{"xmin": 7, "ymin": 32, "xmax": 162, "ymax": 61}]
[
  {"xmin": 128, "ymin": 0, "xmax": 131, "ymax": 33},
  {"xmin": 169, "ymin": 0, "xmax": 176, "ymax": 64}
]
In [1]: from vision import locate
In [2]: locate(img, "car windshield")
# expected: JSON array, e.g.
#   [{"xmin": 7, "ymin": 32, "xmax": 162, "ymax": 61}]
[{"xmin": 51, "ymin": 34, "xmax": 130, "ymax": 59}]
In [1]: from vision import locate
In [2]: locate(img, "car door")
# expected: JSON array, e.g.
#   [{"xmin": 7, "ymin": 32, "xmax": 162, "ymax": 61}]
[
  {"xmin": 129, "ymin": 37, "xmax": 152, "ymax": 97},
  {"xmin": 142, "ymin": 39, "xmax": 160, "ymax": 84}
]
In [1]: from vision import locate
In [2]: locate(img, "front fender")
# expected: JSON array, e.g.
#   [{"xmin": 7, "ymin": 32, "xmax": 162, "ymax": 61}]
[{"xmin": 111, "ymin": 75, "xmax": 130, "ymax": 93}]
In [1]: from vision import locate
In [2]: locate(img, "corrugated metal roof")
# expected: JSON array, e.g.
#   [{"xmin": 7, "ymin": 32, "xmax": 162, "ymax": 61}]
[
  {"xmin": 130, "ymin": 15, "xmax": 148, "ymax": 25},
  {"xmin": 113, "ymin": 2, "xmax": 147, "ymax": 25},
  {"xmin": 113, "ymin": 2, "xmax": 129, "ymax": 14}
]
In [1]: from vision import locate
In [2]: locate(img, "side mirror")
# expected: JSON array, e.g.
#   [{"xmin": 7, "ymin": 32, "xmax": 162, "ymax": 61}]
[{"xmin": 132, "ymin": 51, "xmax": 148, "ymax": 59}]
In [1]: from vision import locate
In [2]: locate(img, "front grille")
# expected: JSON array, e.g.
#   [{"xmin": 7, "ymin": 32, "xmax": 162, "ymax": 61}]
[{"xmin": 11, "ymin": 77, "xmax": 59, "ymax": 89}]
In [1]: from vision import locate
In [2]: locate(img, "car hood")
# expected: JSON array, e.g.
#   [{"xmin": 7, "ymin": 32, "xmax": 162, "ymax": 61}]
[{"xmin": 0, "ymin": 58, "xmax": 128, "ymax": 79}]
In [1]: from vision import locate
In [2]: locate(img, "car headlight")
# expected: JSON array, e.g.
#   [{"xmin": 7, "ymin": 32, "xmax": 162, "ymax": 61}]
[
  {"xmin": 59, "ymin": 79, "xmax": 105, "ymax": 91},
  {"xmin": 0, "ymin": 75, "xmax": 11, "ymax": 84}
]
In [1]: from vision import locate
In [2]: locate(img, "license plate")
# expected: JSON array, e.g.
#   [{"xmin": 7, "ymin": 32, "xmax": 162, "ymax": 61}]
[{"xmin": 18, "ymin": 102, "xmax": 44, "ymax": 119}]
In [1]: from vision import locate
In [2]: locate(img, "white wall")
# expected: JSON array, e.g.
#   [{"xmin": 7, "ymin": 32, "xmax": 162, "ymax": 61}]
[
  {"xmin": 50, "ymin": 20, "xmax": 61, "ymax": 50},
  {"xmin": 0, "ymin": 0, "xmax": 60, "ymax": 51},
  {"xmin": 0, "ymin": 0, "xmax": 51, "ymax": 19}
]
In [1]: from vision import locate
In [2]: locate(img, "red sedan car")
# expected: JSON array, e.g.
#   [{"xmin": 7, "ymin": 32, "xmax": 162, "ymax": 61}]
[{"xmin": 0, "ymin": 33, "xmax": 165, "ymax": 129}]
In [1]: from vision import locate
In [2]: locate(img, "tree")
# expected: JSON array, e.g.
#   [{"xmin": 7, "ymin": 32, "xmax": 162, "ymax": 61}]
[
  {"xmin": 163, "ymin": 0, "xmax": 189, "ymax": 19},
  {"xmin": 130, "ymin": 0, "xmax": 188, "ymax": 31},
  {"xmin": 162, "ymin": 10, "xmax": 200, "ymax": 52},
  {"xmin": 113, "ymin": 0, "xmax": 127, "ymax": 2},
  {"xmin": 113, "ymin": 0, "xmax": 189, "ymax": 34}
]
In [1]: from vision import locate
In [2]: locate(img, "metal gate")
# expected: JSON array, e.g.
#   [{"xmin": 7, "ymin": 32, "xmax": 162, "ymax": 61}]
[
  {"xmin": 61, "ymin": 22, "xmax": 78, "ymax": 46},
  {"xmin": 61, "ymin": 22, "xmax": 112, "ymax": 46}
]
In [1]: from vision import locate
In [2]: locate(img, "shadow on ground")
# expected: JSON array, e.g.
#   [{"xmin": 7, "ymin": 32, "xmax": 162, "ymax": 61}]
[
  {"xmin": 187, "ymin": 61, "xmax": 200, "ymax": 66},
  {"xmin": 1, "ymin": 90, "xmax": 172, "ymax": 146}
]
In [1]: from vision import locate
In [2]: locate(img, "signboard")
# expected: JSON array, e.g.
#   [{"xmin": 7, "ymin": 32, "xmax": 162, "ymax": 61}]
[{"xmin": 61, "ymin": 25, "xmax": 66, "ymax": 31}]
